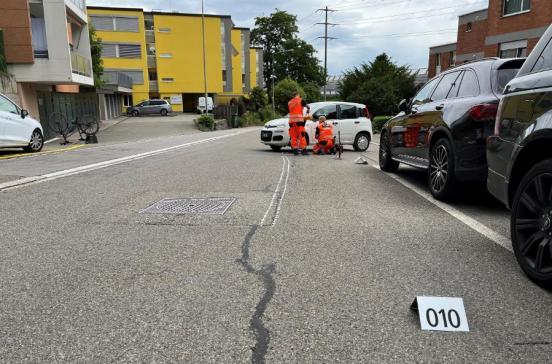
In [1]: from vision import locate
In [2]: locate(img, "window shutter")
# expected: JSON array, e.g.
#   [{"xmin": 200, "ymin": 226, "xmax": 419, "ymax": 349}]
[
  {"xmin": 101, "ymin": 44, "xmax": 117, "ymax": 58},
  {"xmin": 91, "ymin": 16, "xmax": 114, "ymax": 31},
  {"xmin": 115, "ymin": 17, "xmax": 139, "ymax": 32},
  {"xmin": 118, "ymin": 44, "xmax": 141, "ymax": 58}
]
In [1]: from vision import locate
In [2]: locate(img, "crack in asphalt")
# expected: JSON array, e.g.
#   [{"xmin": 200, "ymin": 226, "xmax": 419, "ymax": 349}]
[{"xmin": 236, "ymin": 225, "xmax": 276, "ymax": 364}]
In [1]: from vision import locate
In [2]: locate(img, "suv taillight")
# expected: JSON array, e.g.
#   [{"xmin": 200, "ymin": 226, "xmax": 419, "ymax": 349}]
[
  {"xmin": 364, "ymin": 107, "xmax": 370, "ymax": 118},
  {"xmin": 493, "ymin": 98, "xmax": 505, "ymax": 136},
  {"xmin": 469, "ymin": 103, "xmax": 498, "ymax": 122}
]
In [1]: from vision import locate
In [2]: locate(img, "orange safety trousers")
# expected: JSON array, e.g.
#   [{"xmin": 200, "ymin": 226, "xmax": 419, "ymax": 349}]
[
  {"xmin": 313, "ymin": 124, "xmax": 334, "ymax": 154},
  {"xmin": 289, "ymin": 122, "xmax": 307, "ymax": 150}
]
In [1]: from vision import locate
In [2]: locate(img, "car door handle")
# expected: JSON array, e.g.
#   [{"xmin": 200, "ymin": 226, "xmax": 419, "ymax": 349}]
[
  {"xmin": 333, "ymin": 122, "xmax": 338, "ymax": 125},
  {"xmin": 354, "ymin": 121, "xmax": 360, "ymax": 124},
  {"xmin": 435, "ymin": 104, "xmax": 444, "ymax": 111}
]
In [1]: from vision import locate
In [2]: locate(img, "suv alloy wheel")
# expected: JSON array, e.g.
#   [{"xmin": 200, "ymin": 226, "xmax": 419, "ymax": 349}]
[
  {"xmin": 25, "ymin": 129, "xmax": 43, "ymax": 153},
  {"xmin": 428, "ymin": 138, "xmax": 457, "ymax": 200},
  {"xmin": 511, "ymin": 159, "xmax": 552, "ymax": 285}
]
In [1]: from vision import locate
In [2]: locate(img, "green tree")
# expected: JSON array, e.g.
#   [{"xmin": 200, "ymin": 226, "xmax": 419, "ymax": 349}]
[
  {"xmin": 251, "ymin": 10, "xmax": 323, "ymax": 88},
  {"xmin": 302, "ymin": 82, "xmax": 321, "ymax": 103},
  {"xmin": 339, "ymin": 53, "xmax": 416, "ymax": 116},
  {"xmin": 249, "ymin": 86, "xmax": 268, "ymax": 111},
  {"xmin": 273, "ymin": 78, "xmax": 305, "ymax": 114},
  {"xmin": 273, "ymin": 38, "xmax": 325, "ymax": 86},
  {"xmin": 89, "ymin": 26, "xmax": 104, "ymax": 87}
]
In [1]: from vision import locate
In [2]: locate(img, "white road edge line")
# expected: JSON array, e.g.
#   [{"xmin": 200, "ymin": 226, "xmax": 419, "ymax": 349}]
[
  {"xmin": 0, "ymin": 130, "xmax": 252, "ymax": 192},
  {"xmin": 370, "ymin": 164, "xmax": 513, "ymax": 252},
  {"xmin": 260, "ymin": 155, "xmax": 289, "ymax": 226}
]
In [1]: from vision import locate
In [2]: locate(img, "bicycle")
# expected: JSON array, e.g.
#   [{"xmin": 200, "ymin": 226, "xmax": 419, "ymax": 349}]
[{"xmin": 48, "ymin": 113, "xmax": 99, "ymax": 145}]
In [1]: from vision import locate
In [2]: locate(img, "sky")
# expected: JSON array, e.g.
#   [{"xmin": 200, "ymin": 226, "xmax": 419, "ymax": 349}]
[{"xmin": 87, "ymin": 0, "xmax": 489, "ymax": 75}]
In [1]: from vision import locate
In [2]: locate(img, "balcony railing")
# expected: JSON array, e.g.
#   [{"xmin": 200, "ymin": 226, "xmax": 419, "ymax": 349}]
[
  {"xmin": 103, "ymin": 72, "xmax": 133, "ymax": 90},
  {"xmin": 147, "ymin": 55, "xmax": 157, "ymax": 68},
  {"xmin": 71, "ymin": 52, "xmax": 91, "ymax": 77}
]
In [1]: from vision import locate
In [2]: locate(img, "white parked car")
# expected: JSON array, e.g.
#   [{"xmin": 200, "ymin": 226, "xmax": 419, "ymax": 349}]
[
  {"xmin": 260, "ymin": 102, "xmax": 373, "ymax": 152},
  {"xmin": 0, "ymin": 93, "xmax": 43, "ymax": 153}
]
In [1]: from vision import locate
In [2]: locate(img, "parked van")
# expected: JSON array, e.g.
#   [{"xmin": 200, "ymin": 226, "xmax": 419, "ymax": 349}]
[{"xmin": 197, "ymin": 97, "xmax": 214, "ymax": 114}]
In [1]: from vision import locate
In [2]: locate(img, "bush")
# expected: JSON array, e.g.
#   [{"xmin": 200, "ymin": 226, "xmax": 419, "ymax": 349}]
[
  {"xmin": 239, "ymin": 111, "xmax": 264, "ymax": 127},
  {"xmin": 197, "ymin": 114, "xmax": 215, "ymax": 131},
  {"xmin": 302, "ymin": 82, "xmax": 321, "ymax": 103},
  {"xmin": 249, "ymin": 87, "xmax": 269, "ymax": 111},
  {"xmin": 372, "ymin": 116, "xmax": 392, "ymax": 133},
  {"xmin": 274, "ymin": 78, "xmax": 305, "ymax": 114},
  {"xmin": 258, "ymin": 107, "xmax": 279, "ymax": 122}
]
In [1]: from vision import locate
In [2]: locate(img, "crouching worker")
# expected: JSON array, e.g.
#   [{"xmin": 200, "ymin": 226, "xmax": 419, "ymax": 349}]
[{"xmin": 313, "ymin": 116, "xmax": 335, "ymax": 155}]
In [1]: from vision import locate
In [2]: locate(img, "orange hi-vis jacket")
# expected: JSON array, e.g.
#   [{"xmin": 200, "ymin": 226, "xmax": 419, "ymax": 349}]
[
  {"xmin": 316, "ymin": 122, "xmax": 334, "ymax": 142},
  {"xmin": 288, "ymin": 96, "xmax": 303, "ymax": 124}
]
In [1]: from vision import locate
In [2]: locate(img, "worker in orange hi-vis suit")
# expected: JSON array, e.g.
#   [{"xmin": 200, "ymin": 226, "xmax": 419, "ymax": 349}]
[
  {"xmin": 288, "ymin": 93, "xmax": 308, "ymax": 155},
  {"xmin": 313, "ymin": 116, "xmax": 335, "ymax": 155}
]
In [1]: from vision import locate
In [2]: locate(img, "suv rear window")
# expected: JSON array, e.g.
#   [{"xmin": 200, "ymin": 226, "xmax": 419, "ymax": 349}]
[{"xmin": 495, "ymin": 60, "xmax": 523, "ymax": 94}]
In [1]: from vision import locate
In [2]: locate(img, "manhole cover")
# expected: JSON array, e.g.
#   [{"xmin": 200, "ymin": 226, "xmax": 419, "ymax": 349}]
[{"xmin": 140, "ymin": 198, "xmax": 236, "ymax": 215}]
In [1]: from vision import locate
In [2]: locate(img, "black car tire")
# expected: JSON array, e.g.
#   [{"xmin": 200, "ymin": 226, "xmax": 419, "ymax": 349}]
[
  {"xmin": 161, "ymin": 109, "xmax": 168, "ymax": 116},
  {"xmin": 270, "ymin": 145, "xmax": 282, "ymax": 151},
  {"xmin": 131, "ymin": 110, "xmax": 139, "ymax": 117},
  {"xmin": 428, "ymin": 138, "xmax": 457, "ymax": 201},
  {"xmin": 511, "ymin": 159, "xmax": 552, "ymax": 286},
  {"xmin": 24, "ymin": 129, "xmax": 44, "ymax": 153},
  {"xmin": 353, "ymin": 132, "xmax": 371, "ymax": 152},
  {"xmin": 379, "ymin": 132, "xmax": 399, "ymax": 172}
]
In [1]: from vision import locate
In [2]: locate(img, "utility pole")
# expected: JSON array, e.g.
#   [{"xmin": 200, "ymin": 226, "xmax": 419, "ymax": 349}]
[
  {"xmin": 316, "ymin": 6, "xmax": 337, "ymax": 101},
  {"xmin": 201, "ymin": 0, "xmax": 209, "ymax": 114}
]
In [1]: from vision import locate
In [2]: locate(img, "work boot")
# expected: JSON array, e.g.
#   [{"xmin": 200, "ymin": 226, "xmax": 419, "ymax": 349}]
[
  {"xmin": 293, "ymin": 149, "xmax": 299, "ymax": 155},
  {"xmin": 301, "ymin": 149, "xmax": 309, "ymax": 156}
]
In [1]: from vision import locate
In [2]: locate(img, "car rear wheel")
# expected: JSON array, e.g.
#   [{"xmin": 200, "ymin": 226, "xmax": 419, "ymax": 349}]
[
  {"xmin": 511, "ymin": 159, "xmax": 552, "ymax": 286},
  {"xmin": 24, "ymin": 129, "xmax": 43, "ymax": 153},
  {"xmin": 161, "ymin": 109, "xmax": 168, "ymax": 116},
  {"xmin": 379, "ymin": 132, "xmax": 399, "ymax": 172},
  {"xmin": 428, "ymin": 138, "xmax": 457, "ymax": 201},
  {"xmin": 354, "ymin": 132, "xmax": 371, "ymax": 152},
  {"xmin": 131, "ymin": 110, "xmax": 139, "ymax": 117}
]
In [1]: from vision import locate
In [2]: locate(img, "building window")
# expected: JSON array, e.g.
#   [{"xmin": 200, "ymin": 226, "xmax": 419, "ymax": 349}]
[
  {"xmin": 449, "ymin": 51, "xmax": 456, "ymax": 66},
  {"xmin": 158, "ymin": 28, "xmax": 171, "ymax": 33},
  {"xmin": 144, "ymin": 19, "xmax": 154, "ymax": 31},
  {"xmin": 503, "ymin": 0, "xmax": 531, "ymax": 16},
  {"xmin": 466, "ymin": 22, "xmax": 472, "ymax": 32},
  {"xmin": 123, "ymin": 95, "xmax": 133, "ymax": 107},
  {"xmin": 105, "ymin": 70, "xmax": 144, "ymax": 85},
  {"xmin": 222, "ymin": 70, "xmax": 227, "ymax": 87},
  {"xmin": 499, "ymin": 40, "xmax": 528, "ymax": 58},
  {"xmin": 161, "ymin": 77, "xmax": 174, "ymax": 82},
  {"xmin": 90, "ymin": 16, "xmax": 139, "ymax": 32},
  {"xmin": 159, "ymin": 53, "xmax": 173, "ymax": 58},
  {"xmin": 148, "ymin": 69, "xmax": 157, "ymax": 81},
  {"xmin": 101, "ymin": 43, "xmax": 141, "ymax": 58}
]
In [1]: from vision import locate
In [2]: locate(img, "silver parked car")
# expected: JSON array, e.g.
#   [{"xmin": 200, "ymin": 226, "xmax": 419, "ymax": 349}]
[{"xmin": 127, "ymin": 99, "xmax": 172, "ymax": 117}]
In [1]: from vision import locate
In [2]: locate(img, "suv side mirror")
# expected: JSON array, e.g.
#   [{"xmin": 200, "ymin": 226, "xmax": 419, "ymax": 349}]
[
  {"xmin": 20, "ymin": 109, "xmax": 29, "ymax": 119},
  {"xmin": 398, "ymin": 99, "xmax": 408, "ymax": 113}
]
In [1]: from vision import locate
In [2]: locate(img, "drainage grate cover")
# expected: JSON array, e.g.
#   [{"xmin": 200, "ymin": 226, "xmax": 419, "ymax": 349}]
[{"xmin": 141, "ymin": 198, "xmax": 236, "ymax": 215}]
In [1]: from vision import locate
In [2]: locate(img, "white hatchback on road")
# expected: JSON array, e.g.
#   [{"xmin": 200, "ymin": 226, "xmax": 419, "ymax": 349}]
[
  {"xmin": 260, "ymin": 101, "xmax": 373, "ymax": 152},
  {"xmin": 0, "ymin": 93, "xmax": 44, "ymax": 153}
]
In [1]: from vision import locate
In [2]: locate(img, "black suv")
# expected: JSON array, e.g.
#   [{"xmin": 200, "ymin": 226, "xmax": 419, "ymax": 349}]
[
  {"xmin": 379, "ymin": 58, "xmax": 524, "ymax": 200},
  {"xmin": 487, "ymin": 25, "xmax": 552, "ymax": 285}
]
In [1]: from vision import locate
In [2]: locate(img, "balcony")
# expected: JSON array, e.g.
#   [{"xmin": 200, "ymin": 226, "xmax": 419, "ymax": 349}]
[
  {"xmin": 66, "ymin": 0, "xmax": 86, "ymax": 12},
  {"xmin": 147, "ymin": 55, "xmax": 157, "ymax": 68},
  {"xmin": 71, "ymin": 52, "xmax": 92, "ymax": 77},
  {"xmin": 149, "ymin": 80, "xmax": 159, "ymax": 92},
  {"xmin": 146, "ymin": 30, "xmax": 155, "ymax": 44},
  {"xmin": 103, "ymin": 72, "xmax": 133, "ymax": 90}
]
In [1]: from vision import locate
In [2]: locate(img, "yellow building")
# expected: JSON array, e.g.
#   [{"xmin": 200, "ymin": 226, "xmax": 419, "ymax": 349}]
[{"xmin": 88, "ymin": 7, "xmax": 264, "ymax": 113}]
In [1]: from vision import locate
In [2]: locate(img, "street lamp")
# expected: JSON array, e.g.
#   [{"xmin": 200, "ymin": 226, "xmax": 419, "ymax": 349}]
[{"xmin": 201, "ymin": 0, "xmax": 208, "ymax": 114}]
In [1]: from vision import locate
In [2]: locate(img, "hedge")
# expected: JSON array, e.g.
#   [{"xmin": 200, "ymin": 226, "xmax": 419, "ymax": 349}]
[{"xmin": 372, "ymin": 116, "xmax": 392, "ymax": 133}]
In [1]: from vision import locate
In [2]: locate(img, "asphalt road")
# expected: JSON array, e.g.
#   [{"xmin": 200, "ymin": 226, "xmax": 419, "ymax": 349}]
[{"xmin": 0, "ymin": 120, "xmax": 551, "ymax": 362}]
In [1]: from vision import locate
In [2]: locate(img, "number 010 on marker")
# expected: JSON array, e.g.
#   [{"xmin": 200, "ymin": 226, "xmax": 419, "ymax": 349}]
[{"xmin": 416, "ymin": 297, "xmax": 469, "ymax": 332}]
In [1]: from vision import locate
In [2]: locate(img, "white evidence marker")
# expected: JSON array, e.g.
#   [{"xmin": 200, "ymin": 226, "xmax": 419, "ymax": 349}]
[{"xmin": 411, "ymin": 296, "xmax": 470, "ymax": 332}]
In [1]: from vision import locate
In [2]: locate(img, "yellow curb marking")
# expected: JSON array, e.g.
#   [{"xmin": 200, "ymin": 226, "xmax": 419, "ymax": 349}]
[{"xmin": 0, "ymin": 144, "xmax": 86, "ymax": 161}]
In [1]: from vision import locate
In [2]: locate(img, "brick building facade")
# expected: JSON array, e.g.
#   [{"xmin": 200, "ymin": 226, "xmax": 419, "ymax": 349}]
[{"xmin": 428, "ymin": 0, "xmax": 551, "ymax": 78}]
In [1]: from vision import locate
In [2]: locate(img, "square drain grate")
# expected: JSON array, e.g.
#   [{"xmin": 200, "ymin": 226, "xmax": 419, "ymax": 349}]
[{"xmin": 140, "ymin": 198, "xmax": 236, "ymax": 215}]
